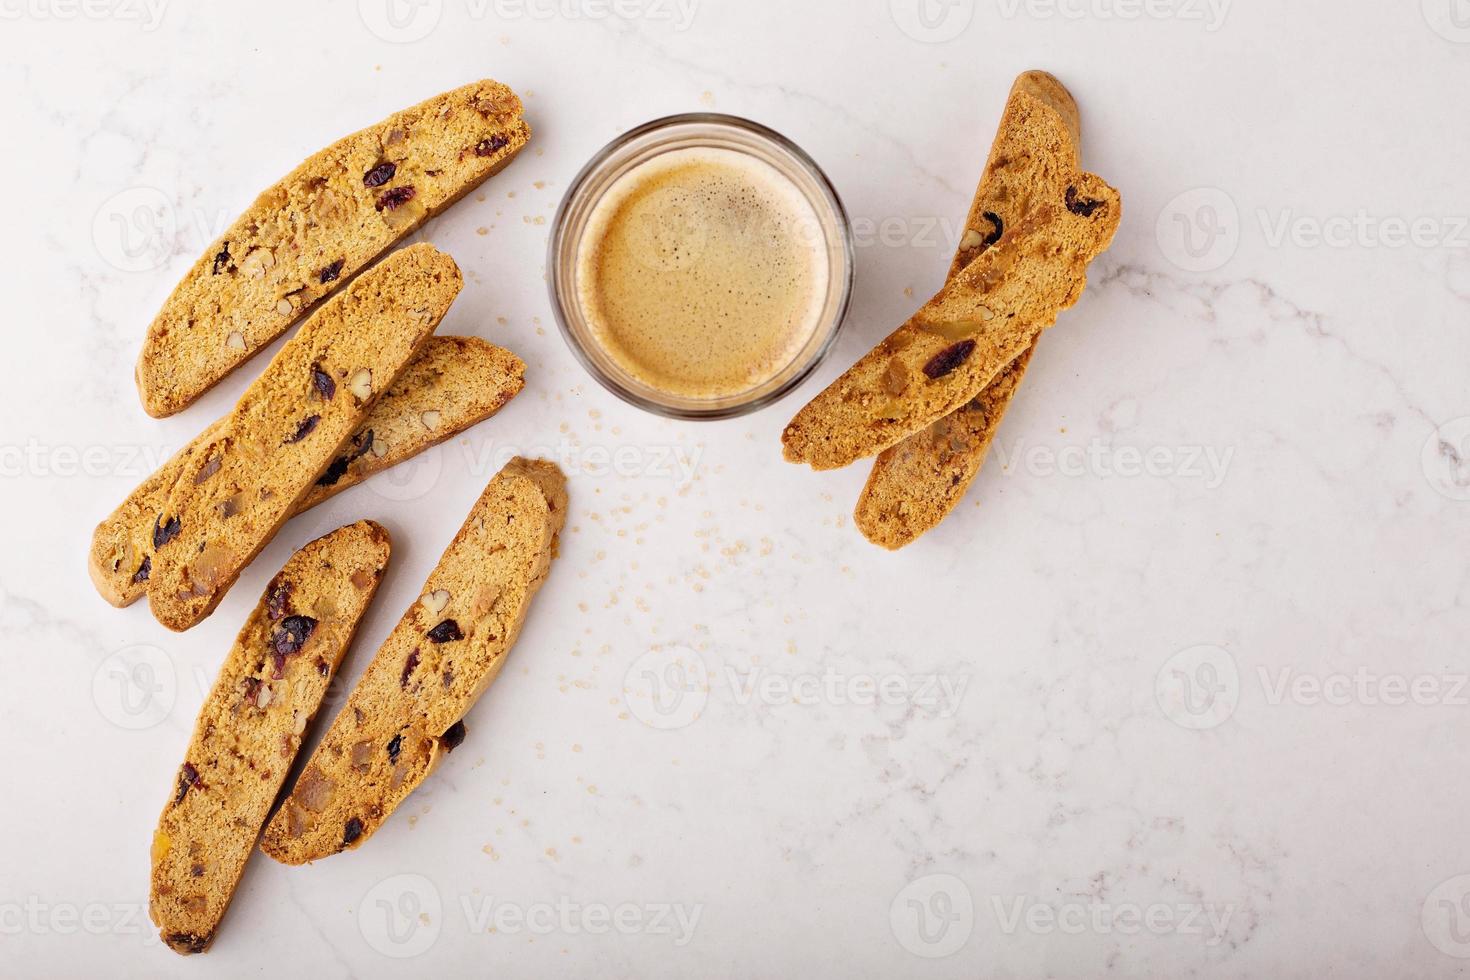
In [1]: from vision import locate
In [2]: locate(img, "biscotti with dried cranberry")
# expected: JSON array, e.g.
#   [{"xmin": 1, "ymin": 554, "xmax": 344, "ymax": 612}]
[
  {"xmin": 135, "ymin": 78, "xmax": 529, "ymax": 418},
  {"xmin": 947, "ymin": 71, "xmax": 1081, "ymax": 279},
  {"xmin": 259, "ymin": 458, "xmax": 567, "ymax": 865},
  {"xmin": 301, "ymin": 336, "xmax": 525, "ymax": 512},
  {"xmin": 146, "ymin": 244, "xmax": 459, "ymax": 632},
  {"xmin": 90, "ymin": 336, "xmax": 524, "ymax": 608},
  {"xmin": 150, "ymin": 521, "xmax": 391, "ymax": 955},
  {"xmin": 854, "ymin": 71, "xmax": 1082, "ymax": 548},
  {"xmin": 89, "ymin": 418, "xmax": 226, "ymax": 607},
  {"xmin": 855, "ymin": 349, "xmax": 1030, "ymax": 549},
  {"xmin": 781, "ymin": 170, "xmax": 1119, "ymax": 471}
]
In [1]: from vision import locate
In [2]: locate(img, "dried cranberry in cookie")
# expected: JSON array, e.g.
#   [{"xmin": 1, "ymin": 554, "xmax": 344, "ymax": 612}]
[{"xmin": 135, "ymin": 79, "xmax": 530, "ymax": 418}]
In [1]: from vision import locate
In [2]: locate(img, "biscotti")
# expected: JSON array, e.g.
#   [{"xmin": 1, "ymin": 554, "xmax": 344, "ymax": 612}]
[
  {"xmin": 947, "ymin": 72, "xmax": 1081, "ymax": 280},
  {"xmin": 150, "ymin": 521, "xmax": 390, "ymax": 954},
  {"xmin": 89, "ymin": 419, "xmax": 227, "ymax": 607},
  {"xmin": 297, "ymin": 335, "xmax": 525, "ymax": 510},
  {"xmin": 260, "ymin": 458, "xmax": 567, "ymax": 865},
  {"xmin": 854, "ymin": 71, "xmax": 1082, "ymax": 548},
  {"xmin": 147, "ymin": 244, "xmax": 459, "ymax": 632},
  {"xmin": 781, "ymin": 170, "xmax": 1120, "ymax": 471},
  {"xmin": 135, "ymin": 78, "xmax": 529, "ymax": 417},
  {"xmin": 854, "ymin": 350, "xmax": 1030, "ymax": 549},
  {"xmin": 89, "ymin": 336, "xmax": 524, "ymax": 608}
]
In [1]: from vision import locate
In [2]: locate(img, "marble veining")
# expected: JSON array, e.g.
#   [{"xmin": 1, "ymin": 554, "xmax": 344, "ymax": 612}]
[{"xmin": 3, "ymin": 1, "xmax": 1468, "ymax": 977}]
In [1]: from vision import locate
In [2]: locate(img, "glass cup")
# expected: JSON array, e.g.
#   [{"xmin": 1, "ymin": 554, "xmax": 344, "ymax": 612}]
[{"xmin": 547, "ymin": 113, "xmax": 855, "ymax": 420}]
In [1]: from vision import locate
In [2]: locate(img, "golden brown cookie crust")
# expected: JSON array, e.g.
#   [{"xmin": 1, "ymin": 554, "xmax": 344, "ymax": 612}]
[
  {"xmin": 136, "ymin": 78, "xmax": 528, "ymax": 418},
  {"xmin": 854, "ymin": 71, "xmax": 1085, "ymax": 548},
  {"xmin": 146, "ymin": 244, "xmax": 458, "ymax": 632},
  {"xmin": 781, "ymin": 172, "xmax": 1120, "ymax": 472},
  {"xmin": 90, "ymin": 337, "xmax": 524, "ymax": 608},
  {"xmin": 259, "ymin": 458, "xmax": 567, "ymax": 865},
  {"xmin": 149, "ymin": 521, "xmax": 390, "ymax": 955}
]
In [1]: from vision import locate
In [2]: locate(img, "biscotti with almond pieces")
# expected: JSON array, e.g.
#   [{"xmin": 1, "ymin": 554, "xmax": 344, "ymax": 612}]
[
  {"xmin": 90, "ymin": 336, "xmax": 524, "ymax": 608},
  {"xmin": 298, "ymin": 335, "xmax": 525, "ymax": 511},
  {"xmin": 135, "ymin": 78, "xmax": 528, "ymax": 418},
  {"xmin": 146, "ymin": 243, "xmax": 459, "ymax": 632},
  {"xmin": 781, "ymin": 169, "xmax": 1120, "ymax": 472},
  {"xmin": 89, "ymin": 418, "xmax": 227, "ymax": 607},
  {"xmin": 947, "ymin": 71, "xmax": 1081, "ymax": 279},
  {"xmin": 854, "ymin": 71, "xmax": 1083, "ymax": 548},
  {"xmin": 259, "ymin": 458, "xmax": 567, "ymax": 865},
  {"xmin": 854, "ymin": 352, "xmax": 1030, "ymax": 549},
  {"xmin": 150, "ymin": 521, "xmax": 391, "ymax": 955}
]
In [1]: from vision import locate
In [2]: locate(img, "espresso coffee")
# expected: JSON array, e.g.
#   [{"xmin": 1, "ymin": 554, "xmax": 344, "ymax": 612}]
[{"xmin": 575, "ymin": 147, "xmax": 831, "ymax": 400}]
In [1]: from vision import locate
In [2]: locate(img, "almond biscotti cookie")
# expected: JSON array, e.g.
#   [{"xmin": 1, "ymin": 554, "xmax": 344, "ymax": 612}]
[
  {"xmin": 136, "ymin": 78, "xmax": 528, "ymax": 418},
  {"xmin": 854, "ymin": 71, "xmax": 1081, "ymax": 548},
  {"xmin": 90, "ymin": 336, "xmax": 524, "ymax": 608},
  {"xmin": 297, "ymin": 335, "xmax": 525, "ymax": 511},
  {"xmin": 260, "ymin": 458, "xmax": 567, "ymax": 865},
  {"xmin": 781, "ymin": 170, "xmax": 1120, "ymax": 471},
  {"xmin": 947, "ymin": 71, "xmax": 1080, "ymax": 279},
  {"xmin": 147, "ymin": 244, "xmax": 459, "ymax": 632},
  {"xmin": 150, "ymin": 521, "xmax": 390, "ymax": 954},
  {"xmin": 89, "ymin": 419, "xmax": 228, "ymax": 607},
  {"xmin": 854, "ymin": 351, "xmax": 1030, "ymax": 549}
]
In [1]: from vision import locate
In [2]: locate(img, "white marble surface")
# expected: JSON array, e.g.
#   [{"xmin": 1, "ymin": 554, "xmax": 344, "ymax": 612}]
[{"xmin": 4, "ymin": 1, "xmax": 1470, "ymax": 976}]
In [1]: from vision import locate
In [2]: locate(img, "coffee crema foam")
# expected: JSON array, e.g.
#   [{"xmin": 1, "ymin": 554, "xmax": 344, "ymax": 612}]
[{"xmin": 575, "ymin": 147, "xmax": 830, "ymax": 400}]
